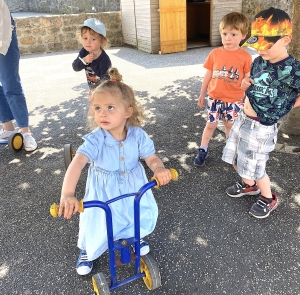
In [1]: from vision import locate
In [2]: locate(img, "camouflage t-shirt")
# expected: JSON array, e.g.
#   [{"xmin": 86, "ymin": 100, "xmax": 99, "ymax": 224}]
[{"xmin": 246, "ymin": 55, "xmax": 300, "ymax": 125}]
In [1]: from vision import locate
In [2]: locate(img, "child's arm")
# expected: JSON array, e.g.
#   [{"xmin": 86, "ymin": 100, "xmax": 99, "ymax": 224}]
[
  {"xmin": 244, "ymin": 71, "xmax": 250, "ymax": 79},
  {"xmin": 294, "ymin": 96, "xmax": 300, "ymax": 108},
  {"xmin": 72, "ymin": 49, "xmax": 93, "ymax": 71},
  {"xmin": 241, "ymin": 76, "xmax": 254, "ymax": 90},
  {"xmin": 72, "ymin": 56, "xmax": 85, "ymax": 71},
  {"xmin": 144, "ymin": 154, "xmax": 172, "ymax": 186},
  {"xmin": 59, "ymin": 153, "xmax": 89, "ymax": 219},
  {"xmin": 198, "ymin": 70, "xmax": 212, "ymax": 108}
]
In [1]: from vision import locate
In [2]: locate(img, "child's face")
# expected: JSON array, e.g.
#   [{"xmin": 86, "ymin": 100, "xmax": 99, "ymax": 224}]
[
  {"xmin": 256, "ymin": 36, "xmax": 292, "ymax": 63},
  {"xmin": 221, "ymin": 27, "xmax": 246, "ymax": 51},
  {"xmin": 81, "ymin": 29, "xmax": 103, "ymax": 53},
  {"xmin": 92, "ymin": 92, "xmax": 133, "ymax": 137}
]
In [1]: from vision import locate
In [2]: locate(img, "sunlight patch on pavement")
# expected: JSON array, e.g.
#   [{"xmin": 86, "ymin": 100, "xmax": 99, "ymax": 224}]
[
  {"xmin": 293, "ymin": 194, "xmax": 300, "ymax": 206},
  {"xmin": 196, "ymin": 237, "xmax": 208, "ymax": 247},
  {"xmin": 0, "ymin": 263, "xmax": 9, "ymax": 278},
  {"xmin": 9, "ymin": 158, "xmax": 21, "ymax": 164}
]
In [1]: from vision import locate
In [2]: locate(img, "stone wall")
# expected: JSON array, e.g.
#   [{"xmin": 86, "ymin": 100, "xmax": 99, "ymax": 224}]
[
  {"xmin": 14, "ymin": 12, "xmax": 123, "ymax": 55},
  {"xmin": 6, "ymin": 0, "xmax": 120, "ymax": 13}
]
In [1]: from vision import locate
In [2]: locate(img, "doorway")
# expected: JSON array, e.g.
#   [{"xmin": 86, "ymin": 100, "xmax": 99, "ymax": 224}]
[{"xmin": 186, "ymin": 0, "xmax": 211, "ymax": 49}]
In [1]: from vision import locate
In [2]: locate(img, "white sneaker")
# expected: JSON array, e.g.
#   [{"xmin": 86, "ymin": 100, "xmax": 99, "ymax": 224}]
[
  {"xmin": 0, "ymin": 129, "xmax": 16, "ymax": 139},
  {"xmin": 132, "ymin": 239, "xmax": 150, "ymax": 256},
  {"xmin": 23, "ymin": 132, "xmax": 37, "ymax": 151}
]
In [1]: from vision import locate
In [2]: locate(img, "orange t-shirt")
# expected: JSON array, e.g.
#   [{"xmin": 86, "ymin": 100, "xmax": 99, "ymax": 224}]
[{"xmin": 204, "ymin": 47, "xmax": 252, "ymax": 103}]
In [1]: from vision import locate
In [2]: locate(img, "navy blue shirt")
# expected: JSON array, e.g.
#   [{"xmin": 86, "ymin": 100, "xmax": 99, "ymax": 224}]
[
  {"xmin": 246, "ymin": 55, "xmax": 300, "ymax": 125},
  {"xmin": 72, "ymin": 48, "xmax": 112, "ymax": 90}
]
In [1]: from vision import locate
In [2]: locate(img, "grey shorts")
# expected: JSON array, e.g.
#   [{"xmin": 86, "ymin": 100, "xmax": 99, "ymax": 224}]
[{"xmin": 222, "ymin": 111, "xmax": 278, "ymax": 180}]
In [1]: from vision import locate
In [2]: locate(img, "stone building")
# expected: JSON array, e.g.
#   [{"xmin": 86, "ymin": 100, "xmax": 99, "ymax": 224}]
[
  {"xmin": 4, "ymin": 0, "xmax": 295, "ymax": 55},
  {"xmin": 5, "ymin": 0, "xmax": 120, "ymax": 14}
]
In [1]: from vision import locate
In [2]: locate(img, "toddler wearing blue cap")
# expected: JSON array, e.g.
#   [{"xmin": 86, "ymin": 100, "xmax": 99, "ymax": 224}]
[{"xmin": 72, "ymin": 18, "xmax": 112, "ymax": 91}]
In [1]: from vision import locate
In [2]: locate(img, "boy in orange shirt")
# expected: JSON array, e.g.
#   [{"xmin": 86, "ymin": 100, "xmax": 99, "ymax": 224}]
[{"xmin": 194, "ymin": 12, "xmax": 252, "ymax": 166}]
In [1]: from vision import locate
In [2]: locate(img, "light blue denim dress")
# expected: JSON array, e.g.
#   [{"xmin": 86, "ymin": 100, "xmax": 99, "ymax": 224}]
[{"xmin": 76, "ymin": 125, "xmax": 158, "ymax": 261}]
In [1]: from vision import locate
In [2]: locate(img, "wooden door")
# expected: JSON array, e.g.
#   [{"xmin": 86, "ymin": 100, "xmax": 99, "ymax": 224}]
[{"xmin": 159, "ymin": 0, "xmax": 186, "ymax": 54}]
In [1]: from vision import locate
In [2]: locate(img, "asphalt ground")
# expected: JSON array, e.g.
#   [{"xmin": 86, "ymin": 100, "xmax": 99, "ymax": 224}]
[{"xmin": 0, "ymin": 46, "xmax": 300, "ymax": 295}]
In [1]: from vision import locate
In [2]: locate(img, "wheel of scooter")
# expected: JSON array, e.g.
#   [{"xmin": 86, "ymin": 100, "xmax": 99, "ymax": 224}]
[
  {"xmin": 8, "ymin": 133, "xmax": 23, "ymax": 152},
  {"xmin": 64, "ymin": 144, "xmax": 74, "ymax": 169},
  {"xmin": 140, "ymin": 253, "xmax": 161, "ymax": 290},
  {"xmin": 92, "ymin": 272, "xmax": 110, "ymax": 295}
]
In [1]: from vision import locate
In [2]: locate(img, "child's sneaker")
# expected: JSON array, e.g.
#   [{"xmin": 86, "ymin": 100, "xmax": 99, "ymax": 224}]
[
  {"xmin": 194, "ymin": 148, "xmax": 208, "ymax": 166},
  {"xmin": 132, "ymin": 239, "xmax": 150, "ymax": 256},
  {"xmin": 76, "ymin": 250, "xmax": 93, "ymax": 275},
  {"xmin": 0, "ymin": 129, "xmax": 16, "ymax": 139},
  {"xmin": 140, "ymin": 239, "xmax": 150, "ymax": 255},
  {"xmin": 23, "ymin": 132, "xmax": 37, "ymax": 152},
  {"xmin": 249, "ymin": 193, "xmax": 278, "ymax": 219},
  {"xmin": 226, "ymin": 181, "xmax": 260, "ymax": 197}
]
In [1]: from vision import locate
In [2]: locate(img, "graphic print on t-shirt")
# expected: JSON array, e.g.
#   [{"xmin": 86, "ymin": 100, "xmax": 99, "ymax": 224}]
[
  {"xmin": 212, "ymin": 64, "xmax": 240, "ymax": 85},
  {"xmin": 85, "ymin": 67, "xmax": 100, "ymax": 89},
  {"xmin": 251, "ymin": 70, "xmax": 277, "ymax": 101}
]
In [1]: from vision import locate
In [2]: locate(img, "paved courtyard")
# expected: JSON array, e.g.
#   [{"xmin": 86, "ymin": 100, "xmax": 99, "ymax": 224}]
[{"xmin": 0, "ymin": 46, "xmax": 300, "ymax": 295}]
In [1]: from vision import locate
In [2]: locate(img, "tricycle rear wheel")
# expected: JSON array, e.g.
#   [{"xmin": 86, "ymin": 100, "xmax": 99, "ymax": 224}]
[
  {"xmin": 64, "ymin": 143, "xmax": 74, "ymax": 169},
  {"xmin": 140, "ymin": 253, "xmax": 161, "ymax": 290},
  {"xmin": 92, "ymin": 272, "xmax": 110, "ymax": 295}
]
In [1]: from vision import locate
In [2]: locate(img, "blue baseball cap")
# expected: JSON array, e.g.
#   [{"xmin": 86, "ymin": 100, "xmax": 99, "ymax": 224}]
[{"xmin": 78, "ymin": 18, "xmax": 106, "ymax": 37}]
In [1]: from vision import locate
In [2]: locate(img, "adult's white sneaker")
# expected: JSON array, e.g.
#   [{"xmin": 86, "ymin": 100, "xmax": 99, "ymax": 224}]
[
  {"xmin": 23, "ymin": 132, "xmax": 37, "ymax": 152},
  {"xmin": 0, "ymin": 129, "xmax": 16, "ymax": 139}
]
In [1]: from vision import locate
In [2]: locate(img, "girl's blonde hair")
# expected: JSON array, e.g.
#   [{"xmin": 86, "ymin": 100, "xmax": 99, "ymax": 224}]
[
  {"xmin": 219, "ymin": 12, "xmax": 249, "ymax": 36},
  {"xmin": 89, "ymin": 67, "xmax": 145, "ymax": 129},
  {"xmin": 77, "ymin": 27, "xmax": 109, "ymax": 49}
]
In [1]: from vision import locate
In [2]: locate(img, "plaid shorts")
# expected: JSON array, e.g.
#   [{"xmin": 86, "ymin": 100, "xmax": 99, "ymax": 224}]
[
  {"xmin": 205, "ymin": 97, "xmax": 244, "ymax": 123},
  {"xmin": 222, "ymin": 111, "xmax": 278, "ymax": 180}
]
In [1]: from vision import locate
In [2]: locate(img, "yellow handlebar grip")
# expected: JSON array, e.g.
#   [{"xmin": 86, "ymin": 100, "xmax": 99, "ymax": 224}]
[
  {"xmin": 50, "ymin": 200, "xmax": 84, "ymax": 218},
  {"xmin": 151, "ymin": 168, "xmax": 179, "ymax": 189},
  {"xmin": 169, "ymin": 168, "xmax": 179, "ymax": 181},
  {"xmin": 50, "ymin": 203, "xmax": 59, "ymax": 217}
]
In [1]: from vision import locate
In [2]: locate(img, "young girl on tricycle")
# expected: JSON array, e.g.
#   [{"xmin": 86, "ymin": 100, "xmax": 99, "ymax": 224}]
[{"xmin": 58, "ymin": 67, "xmax": 173, "ymax": 276}]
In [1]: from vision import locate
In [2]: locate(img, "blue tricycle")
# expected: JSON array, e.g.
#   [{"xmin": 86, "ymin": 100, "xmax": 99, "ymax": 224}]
[
  {"xmin": 0, "ymin": 132, "xmax": 24, "ymax": 152},
  {"xmin": 50, "ymin": 168, "xmax": 178, "ymax": 294}
]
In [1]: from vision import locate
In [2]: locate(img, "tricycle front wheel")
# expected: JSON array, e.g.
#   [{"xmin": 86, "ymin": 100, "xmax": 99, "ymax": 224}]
[
  {"xmin": 141, "ymin": 253, "xmax": 161, "ymax": 290},
  {"xmin": 92, "ymin": 272, "xmax": 110, "ymax": 295}
]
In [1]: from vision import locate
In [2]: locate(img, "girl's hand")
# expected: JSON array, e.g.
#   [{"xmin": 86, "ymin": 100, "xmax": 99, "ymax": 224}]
[
  {"xmin": 198, "ymin": 95, "xmax": 205, "ymax": 108},
  {"xmin": 153, "ymin": 167, "xmax": 172, "ymax": 186},
  {"xmin": 241, "ymin": 77, "xmax": 254, "ymax": 90},
  {"xmin": 58, "ymin": 195, "xmax": 79, "ymax": 219}
]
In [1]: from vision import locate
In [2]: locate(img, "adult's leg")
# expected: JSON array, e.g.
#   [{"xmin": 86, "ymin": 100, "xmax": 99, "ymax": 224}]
[
  {"xmin": 0, "ymin": 18, "xmax": 29, "ymax": 131},
  {"xmin": 0, "ymin": 85, "xmax": 14, "ymax": 129}
]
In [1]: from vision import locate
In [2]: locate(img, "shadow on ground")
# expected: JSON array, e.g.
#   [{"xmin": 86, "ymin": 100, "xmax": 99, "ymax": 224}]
[{"xmin": 0, "ymin": 55, "xmax": 300, "ymax": 295}]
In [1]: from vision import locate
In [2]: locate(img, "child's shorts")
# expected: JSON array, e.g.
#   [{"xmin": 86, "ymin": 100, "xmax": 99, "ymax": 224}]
[
  {"xmin": 222, "ymin": 111, "xmax": 278, "ymax": 180},
  {"xmin": 205, "ymin": 96, "xmax": 244, "ymax": 123}
]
